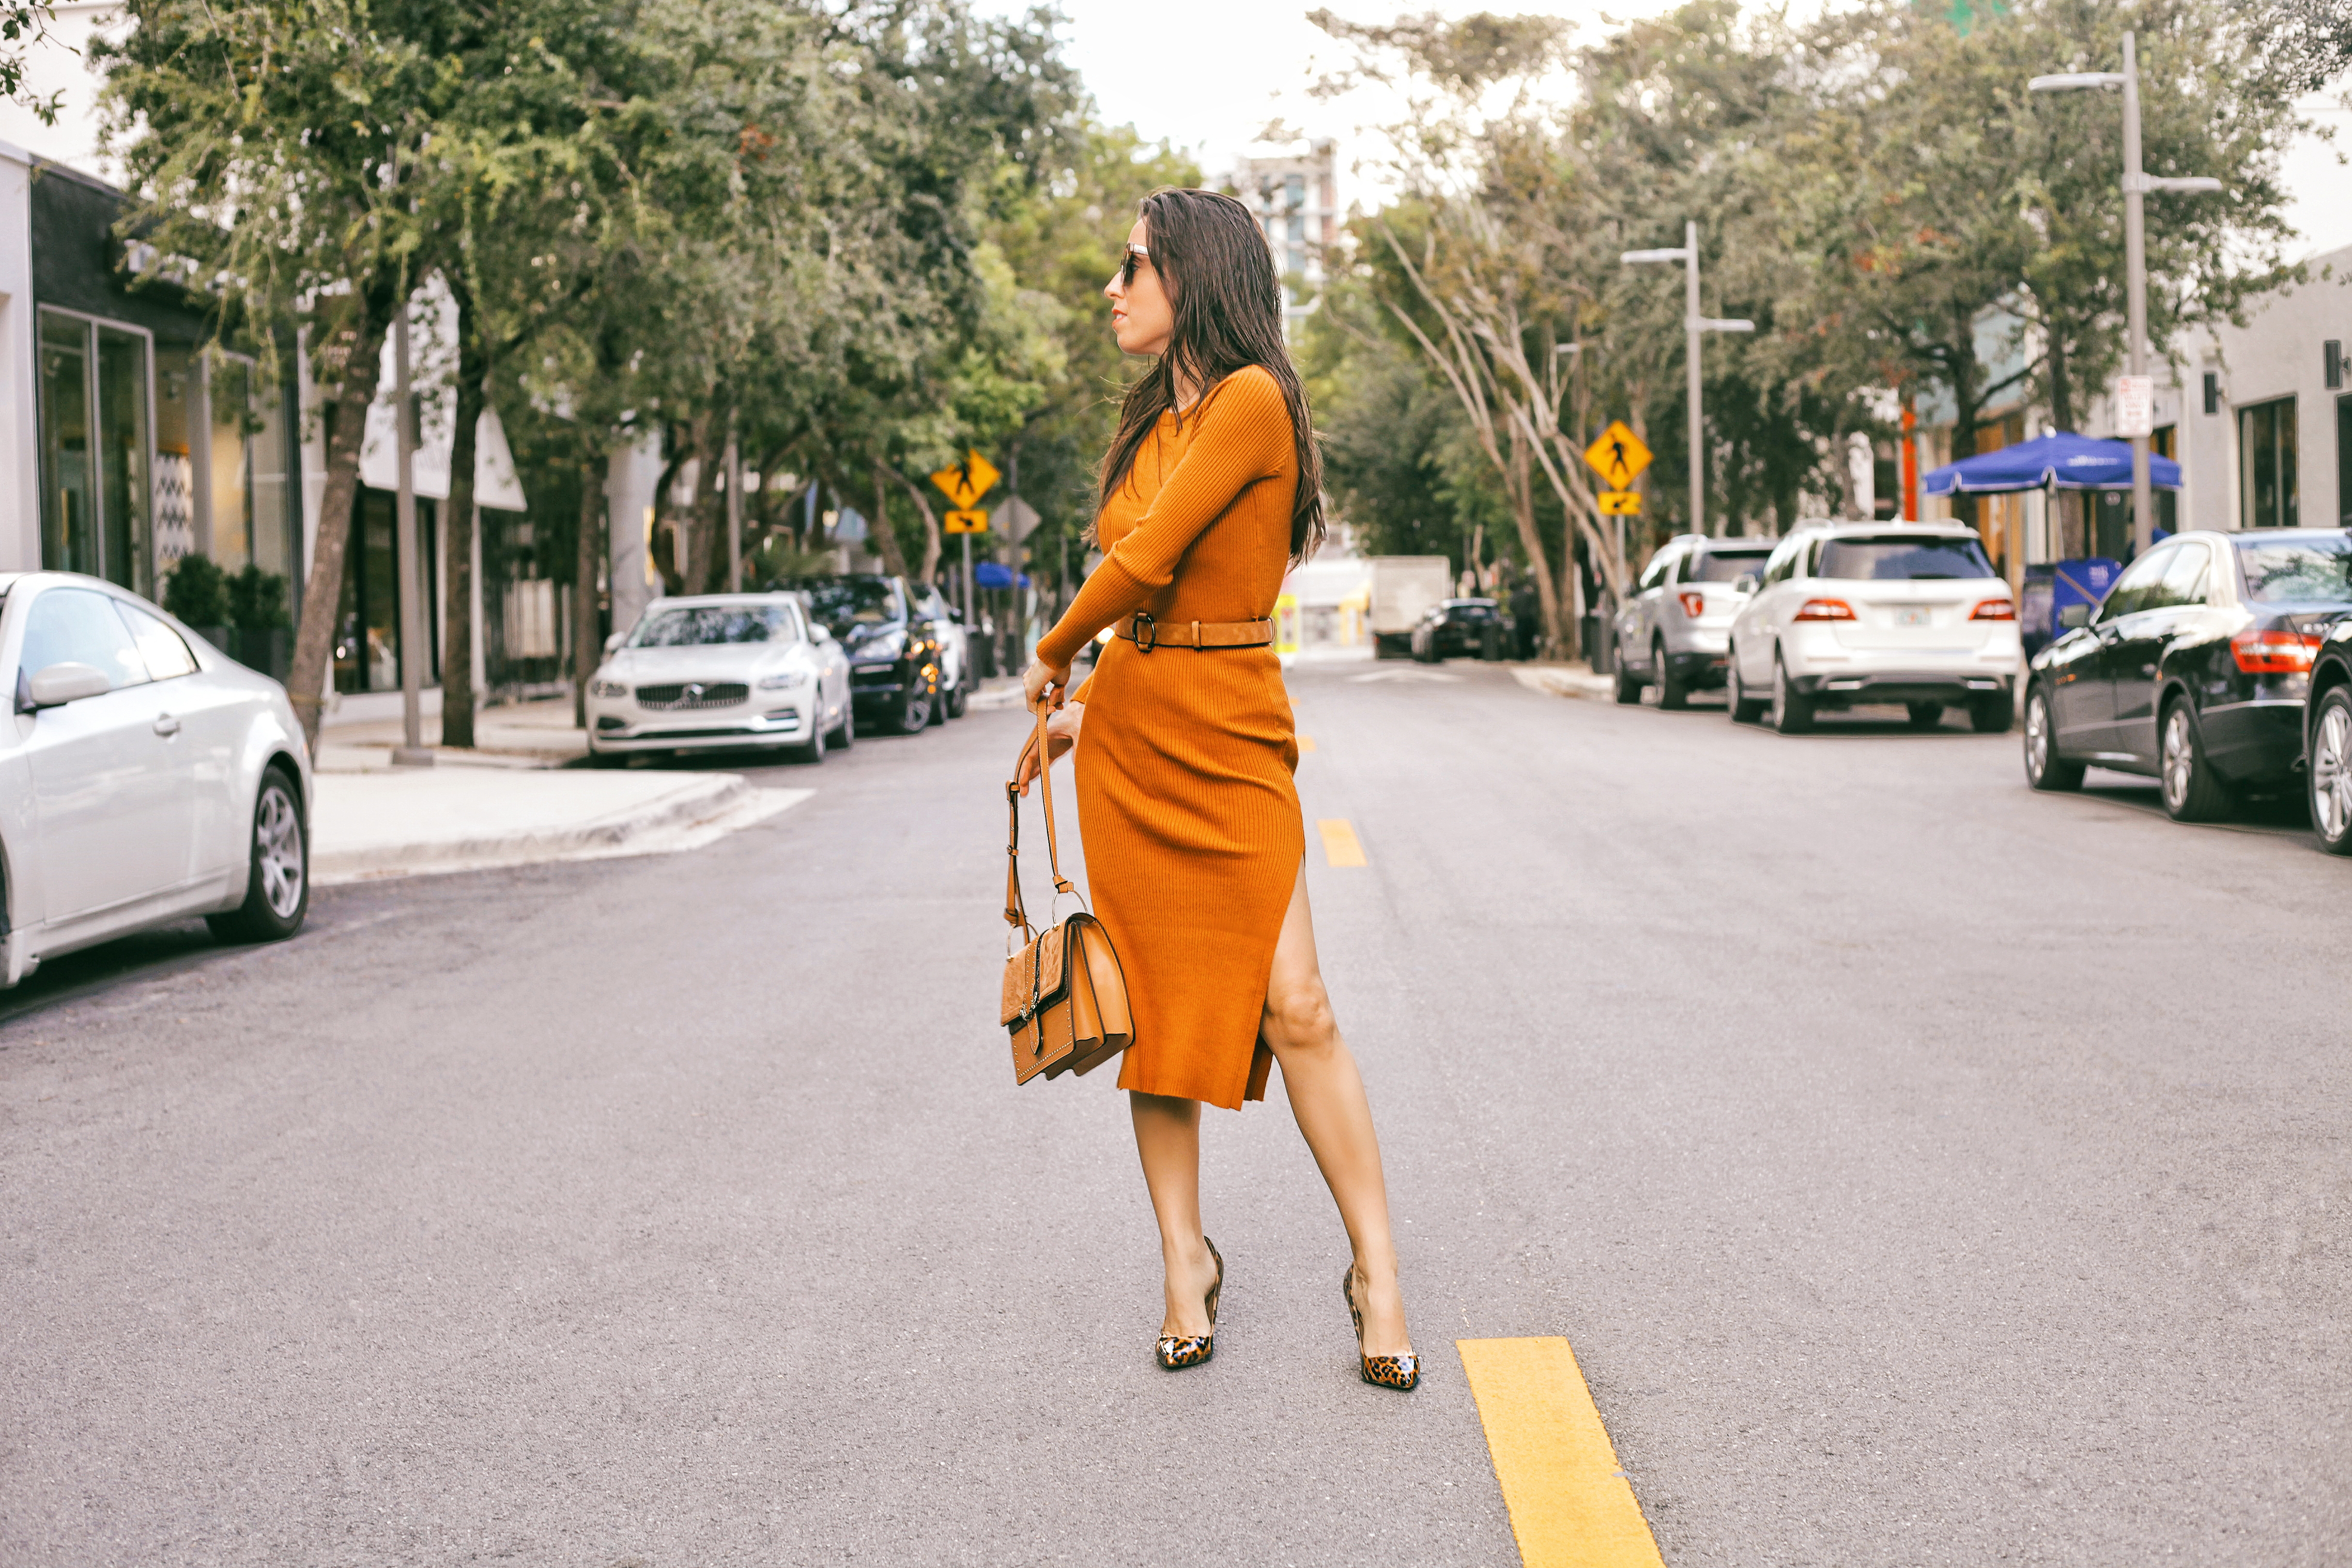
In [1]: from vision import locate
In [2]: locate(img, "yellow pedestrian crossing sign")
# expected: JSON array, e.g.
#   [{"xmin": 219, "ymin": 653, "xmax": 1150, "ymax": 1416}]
[
  {"xmin": 943, "ymin": 508, "xmax": 988, "ymax": 534},
  {"xmin": 931, "ymin": 450, "xmax": 1000, "ymax": 511},
  {"xmin": 1598, "ymin": 490, "xmax": 1641, "ymax": 516},
  {"xmin": 1583, "ymin": 422, "xmax": 1652, "ymax": 492}
]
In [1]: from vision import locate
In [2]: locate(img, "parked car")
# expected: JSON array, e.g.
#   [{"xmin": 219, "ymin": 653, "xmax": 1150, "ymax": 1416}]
[
  {"xmin": 784, "ymin": 574, "xmax": 942, "ymax": 734},
  {"xmin": 585, "ymin": 593, "xmax": 852, "ymax": 763},
  {"xmin": 1410, "ymin": 598, "xmax": 1506, "ymax": 661},
  {"xmin": 1727, "ymin": 522, "xmax": 2019, "ymax": 734},
  {"xmin": 911, "ymin": 583, "xmax": 971, "ymax": 719},
  {"xmin": 1, "ymin": 570, "xmax": 312, "ymax": 986},
  {"xmin": 2026, "ymin": 528, "xmax": 2352, "ymax": 820},
  {"xmin": 1613, "ymin": 534, "xmax": 1778, "ymax": 707},
  {"xmin": 2303, "ymin": 600, "xmax": 2352, "ymax": 853}
]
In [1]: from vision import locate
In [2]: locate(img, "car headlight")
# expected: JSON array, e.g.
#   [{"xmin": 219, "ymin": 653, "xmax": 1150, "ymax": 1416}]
[
  {"xmin": 588, "ymin": 676, "xmax": 629, "ymax": 698},
  {"xmin": 852, "ymin": 628, "xmax": 907, "ymax": 663},
  {"xmin": 756, "ymin": 669, "xmax": 812, "ymax": 691}
]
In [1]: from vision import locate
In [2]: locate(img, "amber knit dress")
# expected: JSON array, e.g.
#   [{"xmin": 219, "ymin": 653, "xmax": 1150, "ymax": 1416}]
[{"xmin": 1033, "ymin": 366, "xmax": 1303, "ymax": 1111}]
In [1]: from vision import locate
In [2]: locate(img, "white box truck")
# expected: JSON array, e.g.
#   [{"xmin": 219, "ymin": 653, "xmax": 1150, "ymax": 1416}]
[{"xmin": 1368, "ymin": 555, "xmax": 1453, "ymax": 659}]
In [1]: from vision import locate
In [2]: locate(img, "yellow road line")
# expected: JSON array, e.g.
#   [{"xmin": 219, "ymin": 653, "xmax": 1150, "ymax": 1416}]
[
  {"xmin": 1457, "ymin": 1337, "xmax": 1665, "ymax": 1568},
  {"xmin": 1297, "ymin": 735, "xmax": 1318, "ymax": 753},
  {"xmin": 1316, "ymin": 818, "xmax": 1365, "ymax": 867}
]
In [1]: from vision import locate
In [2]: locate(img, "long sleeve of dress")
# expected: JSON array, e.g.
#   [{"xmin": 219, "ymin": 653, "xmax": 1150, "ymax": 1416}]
[{"xmin": 1035, "ymin": 368, "xmax": 1291, "ymax": 670}]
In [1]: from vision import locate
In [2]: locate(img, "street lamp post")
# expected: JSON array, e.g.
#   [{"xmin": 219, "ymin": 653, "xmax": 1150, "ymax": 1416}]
[
  {"xmin": 2030, "ymin": 33, "xmax": 2222, "ymax": 556},
  {"xmin": 1623, "ymin": 220, "xmax": 1753, "ymax": 538}
]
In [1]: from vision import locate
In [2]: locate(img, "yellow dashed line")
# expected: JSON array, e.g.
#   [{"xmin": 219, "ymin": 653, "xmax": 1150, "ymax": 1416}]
[
  {"xmin": 1458, "ymin": 1337, "xmax": 1666, "ymax": 1568},
  {"xmin": 1298, "ymin": 735, "xmax": 1318, "ymax": 752},
  {"xmin": 1316, "ymin": 818, "xmax": 1365, "ymax": 867}
]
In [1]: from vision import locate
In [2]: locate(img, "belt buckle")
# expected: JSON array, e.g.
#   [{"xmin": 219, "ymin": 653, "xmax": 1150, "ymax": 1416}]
[{"xmin": 1132, "ymin": 612, "xmax": 1157, "ymax": 653}]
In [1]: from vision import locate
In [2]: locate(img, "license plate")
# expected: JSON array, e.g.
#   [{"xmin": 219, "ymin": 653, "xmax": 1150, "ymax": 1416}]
[{"xmin": 1895, "ymin": 607, "xmax": 1932, "ymax": 627}]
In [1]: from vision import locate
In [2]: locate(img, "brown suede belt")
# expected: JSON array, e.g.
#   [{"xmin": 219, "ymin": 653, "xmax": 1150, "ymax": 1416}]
[{"xmin": 1116, "ymin": 613, "xmax": 1275, "ymax": 652}]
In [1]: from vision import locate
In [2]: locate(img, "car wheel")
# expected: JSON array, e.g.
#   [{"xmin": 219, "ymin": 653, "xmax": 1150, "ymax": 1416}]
[
  {"xmin": 1654, "ymin": 640, "xmax": 1688, "ymax": 709},
  {"xmin": 2023, "ymin": 686, "xmax": 2084, "ymax": 791},
  {"xmin": 2307, "ymin": 687, "xmax": 2352, "ymax": 854},
  {"xmin": 1769, "ymin": 651, "xmax": 1813, "ymax": 735},
  {"xmin": 794, "ymin": 712, "xmax": 827, "ymax": 765},
  {"xmin": 1727, "ymin": 658, "xmax": 1766, "ymax": 723},
  {"xmin": 830, "ymin": 698, "xmax": 856, "ymax": 751},
  {"xmin": 1969, "ymin": 694, "xmax": 2014, "ymax": 735},
  {"xmin": 2159, "ymin": 698, "xmax": 2232, "ymax": 822},
  {"xmin": 1614, "ymin": 663, "xmax": 1642, "ymax": 704},
  {"xmin": 206, "ymin": 765, "xmax": 308, "ymax": 944},
  {"xmin": 1906, "ymin": 702, "xmax": 1944, "ymax": 730},
  {"xmin": 945, "ymin": 678, "xmax": 968, "ymax": 719}
]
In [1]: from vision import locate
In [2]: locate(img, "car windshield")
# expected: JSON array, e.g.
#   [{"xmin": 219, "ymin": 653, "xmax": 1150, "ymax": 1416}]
[
  {"xmin": 629, "ymin": 605, "xmax": 798, "ymax": 646},
  {"xmin": 1817, "ymin": 536, "xmax": 1995, "ymax": 581},
  {"xmin": 1686, "ymin": 550, "xmax": 1772, "ymax": 583},
  {"xmin": 788, "ymin": 577, "xmax": 898, "ymax": 629},
  {"xmin": 2237, "ymin": 536, "xmax": 2352, "ymax": 603}
]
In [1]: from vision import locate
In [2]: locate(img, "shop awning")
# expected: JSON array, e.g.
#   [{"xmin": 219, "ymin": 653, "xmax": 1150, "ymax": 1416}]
[{"xmin": 1922, "ymin": 431, "xmax": 2182, "ymax": 495}]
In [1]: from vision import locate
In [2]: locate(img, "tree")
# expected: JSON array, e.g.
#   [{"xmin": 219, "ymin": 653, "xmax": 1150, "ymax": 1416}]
[{"xmin": 2, "ymin": 0, "xmax": 62, "ymax": 123}]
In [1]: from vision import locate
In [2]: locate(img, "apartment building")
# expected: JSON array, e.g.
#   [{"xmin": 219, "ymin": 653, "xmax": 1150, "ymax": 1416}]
[{"xmin": 1228, "ymin": 139, "xmax": 1338, "ymax": 338}]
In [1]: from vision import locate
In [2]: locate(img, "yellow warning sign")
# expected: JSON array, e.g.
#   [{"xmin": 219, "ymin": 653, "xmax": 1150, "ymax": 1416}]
[
  {"xmin": 1583, "ymin": 422, "xmax": 1653, "ymax": 492},
  {"xmin": 943, "ymin": 508, "xmax": 988, "ymax": 534},
  {"xmin": 930, "ymin": 450, "xmax": 1000, "ymax": 511},
  {"xmin": 1598, "ymin": 490, "xmax": 1642, "ymax": 516}
]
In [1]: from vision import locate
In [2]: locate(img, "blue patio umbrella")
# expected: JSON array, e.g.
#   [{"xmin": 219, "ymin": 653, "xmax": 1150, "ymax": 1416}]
[
  {"xmin": 1921, "ymin": 430, "xmax": 2182, "ymax": 495},
  {"xmin": 972, "ymin": 561, "xmax": 1030, "ymax": 589}
]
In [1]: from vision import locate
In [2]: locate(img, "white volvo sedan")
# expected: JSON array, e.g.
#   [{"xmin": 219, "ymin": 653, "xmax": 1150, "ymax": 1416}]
[
  {"xmin": 1, "ymin": 571, "xmax": 311, "ymax": 986},
  {"xmin": 584, "ymin": 593, "xmax": 853, "ymax": 763},
  {"xmin": 1726, "ymin": 522, "xmax": 2021, "ymax": 735}
]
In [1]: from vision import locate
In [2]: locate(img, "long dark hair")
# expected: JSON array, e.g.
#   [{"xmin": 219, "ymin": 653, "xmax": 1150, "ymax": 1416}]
[{"xmin": 1098, "ymin": 187, "xmax": 1326, "ymax": 561}]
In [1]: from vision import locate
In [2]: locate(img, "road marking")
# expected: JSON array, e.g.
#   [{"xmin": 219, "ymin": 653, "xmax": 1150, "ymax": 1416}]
[
  {"xmin": 1297, "ymin": 735, "xmax": 1318, "ymax": 752},
  {"xmin": 1350, "ymin": 668, "xmax": 1461, "ymax": 684},
  {"xmin": 1316, "ymin": 818, "xmax": 1366, "ymax": 866},
  {"xmin": 1458, "ymin": 1337, "xmax": 1665, "ymax": 1568}
]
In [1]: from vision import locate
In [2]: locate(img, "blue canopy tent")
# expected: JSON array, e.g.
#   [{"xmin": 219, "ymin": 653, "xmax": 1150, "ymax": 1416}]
[
  {"xmin": 1921, "ymin": 430, "xmax": 2182, "ymax": 495},
  {"xmin": 1921, "ymin": 432, "xmax": 2183, "ymax": 653},
  {"xmin": 973, "ymin": 561, "xmax": 1030, "ymax": 589}
]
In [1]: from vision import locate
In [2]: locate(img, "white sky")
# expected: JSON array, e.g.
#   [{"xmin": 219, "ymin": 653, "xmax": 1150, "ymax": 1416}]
[{"xmin": 1004, "ymin": 0, "xmax": 2352, "ymax": 261}]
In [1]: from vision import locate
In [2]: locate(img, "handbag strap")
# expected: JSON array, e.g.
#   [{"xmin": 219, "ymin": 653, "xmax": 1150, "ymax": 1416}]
[{"xmin": 1004, "ymin": 699, "xmax": 1075, "ymax": 933}]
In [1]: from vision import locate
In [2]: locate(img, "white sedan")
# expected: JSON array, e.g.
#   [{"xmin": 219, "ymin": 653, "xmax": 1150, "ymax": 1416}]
[
  {"xmin": 1, "ymin": 571, "xmax": 312, "ymax": 987},
  {"xmin": 1726, "ymin": 522, "xmax": 2021, "ymax": 734},
  {"xmin": 584, "ymin": 593, "xmax": 853, "ymax": 763}
]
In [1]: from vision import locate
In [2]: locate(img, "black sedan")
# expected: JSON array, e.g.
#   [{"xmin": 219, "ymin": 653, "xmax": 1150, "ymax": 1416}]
[
  {"xmin": 2301, "ymin": 614, "xmax": 2352, "ymax": 853},
  {"xmin": 1410, "ymin": 598, "xmax": 1507, "ymax": 662},
  {"xmin": 2023, "ymin": 528, "xmax": 2352, "ymax": 820},
  {"xmin": 781, "ymin": 573, "xmax": 942, "ymax": 734}
]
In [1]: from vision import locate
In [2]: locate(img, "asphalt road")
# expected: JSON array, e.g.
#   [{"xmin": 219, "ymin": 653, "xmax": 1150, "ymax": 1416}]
[{"xmin": 4, "ymin": 664, "xmax": 2346, "ymax": 1566}]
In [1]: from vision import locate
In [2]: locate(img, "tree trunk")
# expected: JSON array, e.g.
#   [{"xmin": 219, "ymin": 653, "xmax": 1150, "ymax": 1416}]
[
  {"xmin": 893, "ymin": 468, "xmax": 945, "ymax": 586},
  {"xmin": 868, "ymin": 460, "xmax": 911, "ymax": 580},
  {"xmin": 1500, "ymin": 419, "xmax": 1566, "ymax": 659},
  {"xmin": 573, "ymin": 458, "xmax": 604, "ymax": 729},
  {"xmin": 286, "ymin": 312, "xmax": 386, "ymax": 755},
  {"xmin": 2047, "ymin": 331, "xmax": 2075, "ymax": 435},
  {"xmin": 441, "ymin": 278, "xmax": 487, "ymax": 749}
]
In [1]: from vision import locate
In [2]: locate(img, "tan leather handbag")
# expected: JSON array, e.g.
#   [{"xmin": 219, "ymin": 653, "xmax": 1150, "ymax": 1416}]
[{"xmin": 1001, "ymin": 702, "xmax": 1132, "ymax": 1085}]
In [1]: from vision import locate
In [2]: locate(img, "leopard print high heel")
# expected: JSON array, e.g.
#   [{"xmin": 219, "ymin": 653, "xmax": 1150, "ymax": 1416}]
[
  {"xmin": 1156, "ymin": 1237, "xmax": 1223, "ymax": 1370},
  {"xmin": 1343, "ymin": 1262, "xmax": 1419, "ymax": 1390}
]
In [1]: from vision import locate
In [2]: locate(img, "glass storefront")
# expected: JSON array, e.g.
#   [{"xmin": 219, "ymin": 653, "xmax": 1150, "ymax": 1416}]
[
  {"xmin": 37, "ymin": 310, "xmax": 93, "ymax": 577},
  {"xmin": 334, "ymin": 488, "xmax": 439, "ymax": 693},
  {"xmin": 2239, "ymin": 396, "xmax": 2298, "ymax": 529}
]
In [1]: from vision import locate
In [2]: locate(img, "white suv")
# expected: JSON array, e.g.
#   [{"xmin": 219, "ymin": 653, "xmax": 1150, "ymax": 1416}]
[
  {"xmin": 1726, "ymin": 522, "xmax": 2021, "ymax": 734},
  {"xmin": 1612, "ymin": 533, "xmax": 1778, "ymax": 708}
]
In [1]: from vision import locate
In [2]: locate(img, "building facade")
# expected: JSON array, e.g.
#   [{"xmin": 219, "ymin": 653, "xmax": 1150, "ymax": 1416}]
[{"xmin": 1228, "ymin": 140, "xmax": 1337, "ymax": 338}]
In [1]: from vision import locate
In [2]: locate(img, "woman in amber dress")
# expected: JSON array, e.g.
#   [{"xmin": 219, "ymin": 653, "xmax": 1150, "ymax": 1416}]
[{"xmin": 1012, "ymin": 188, "xmax": 1417, "ymax": 1390}]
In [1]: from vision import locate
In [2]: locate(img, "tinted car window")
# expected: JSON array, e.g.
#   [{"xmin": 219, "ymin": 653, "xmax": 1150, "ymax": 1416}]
[
  {"xmin": 2153, "ymin": 545, "xmax": 2211, "ymax": 611},
  {"xmin": 117, "ymin": 601, "xmax": 200, "ymax": 678},
  {"xmin": 788, "ymin": 577, "xmax": 900, "ymax": 630},
  {"xmin": 1763, "ymin": 543, "xmax": 1801, "ymax": 585},
  {"xmin": 1817, "ymin": 536, "xmax": 1996, "ymax": 581},
  {"xmin": 1685, "ymin": 550, "xmax": 1773, "ymax": 584},
  {"xmin": 629, "ymin": 605, "xmax": 799, "ymax": 646},
  {"xmin": 2096, "ymin": 545, "xmax": 2178, "ymax": 623},
  {"xmin": 22, "ymin": 588, "xmax": 151, "ymax": 691},
  {"xmin": 2237, "ymin": 536, "xmax": 2352, "ymax": 604},
  {"xmin": 1637, "ymin": 553, "xmax": 1674, "ymax": 592}
]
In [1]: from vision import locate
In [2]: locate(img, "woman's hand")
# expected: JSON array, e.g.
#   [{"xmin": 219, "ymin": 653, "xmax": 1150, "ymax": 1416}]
[
  {"xmin": 1014, "ymin": 703, "xmax": 1083, "ymax": 796},
  {"xmin": 1022, "ymin": 657, "xmax": 1072, "ymax": 713}
]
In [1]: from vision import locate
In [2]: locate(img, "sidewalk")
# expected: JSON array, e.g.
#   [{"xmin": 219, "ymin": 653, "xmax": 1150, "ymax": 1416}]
[
  {"xmin": 308, "ymin": 695, "xmax": 808, "ymax": 883},
  {"xmin": 1509, "ymin": 662, "xmax": 1618, "ymax": 700}
]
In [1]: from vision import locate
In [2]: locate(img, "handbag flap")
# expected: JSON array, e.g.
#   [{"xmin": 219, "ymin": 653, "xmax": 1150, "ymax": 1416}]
[{"xmin": 999, "ymin": 923, "xmax": 1073, "ymax": 1027}]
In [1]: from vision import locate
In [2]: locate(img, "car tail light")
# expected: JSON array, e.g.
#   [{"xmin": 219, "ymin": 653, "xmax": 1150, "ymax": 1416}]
[
  {"xmin": 1678, "ymin": 591, "xmax": 1706, "ymax": 618},
  {"xmin": 1793, "ymin": 598, "xmax": 1856, "ymax": 622},
  {"xmin": 2231, "ymin": 628, "xmax": 2321, "ymax": 674},
  {"xmin": 1971, "ymin": 599, "xmax": 2016, "ymax": 621}
]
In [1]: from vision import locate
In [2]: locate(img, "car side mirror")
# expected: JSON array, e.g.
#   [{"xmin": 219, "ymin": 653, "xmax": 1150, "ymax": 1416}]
[
  {"xmin": 604, "ymin": 632, "xmax": 625, "ymax": 654},
  {"xmin": 815, "ymin": 624, "xmax": 836, "ymax": 643},
  {"xmin": 1733, "ymin": 573, "xmax": 1760, "ymax": 596},
  {"xmin": 2058, "ymin": 604, "xmax": 2091, "ymax": 630},
  {"xmin": 19, "ymin": 661, "xmax": 112, "ymax": 713}
]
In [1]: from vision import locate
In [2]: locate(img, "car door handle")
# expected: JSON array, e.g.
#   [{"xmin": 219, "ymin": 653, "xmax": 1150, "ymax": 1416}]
[{"xmin": 153, "ymin": 714, "xmax": 182, "ymax": 738}]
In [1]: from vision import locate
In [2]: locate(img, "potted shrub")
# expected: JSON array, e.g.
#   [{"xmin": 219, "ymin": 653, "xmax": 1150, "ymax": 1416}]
[
  {"xmin": 228, "ymin": 564, "xmax": 292, "ymax": 680},
  {"xmin": 161, "ymin": 553, "xmax": 232, "ymax": 655}
]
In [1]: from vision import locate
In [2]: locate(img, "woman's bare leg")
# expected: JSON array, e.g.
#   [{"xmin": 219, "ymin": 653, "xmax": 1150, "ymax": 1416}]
[
  {"xmin": 1130, "ymin": 1091, "xmax": 1220, "ymax": 1337},
  {"xmin": 1260, "ymin": 862, "xmax": 1413, "ymax": 1359}
]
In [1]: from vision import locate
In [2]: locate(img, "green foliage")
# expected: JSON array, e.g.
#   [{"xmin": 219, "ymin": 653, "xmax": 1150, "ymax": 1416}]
[
  {"xmin": 228, "ymin": 564, "xmax": 291, "ymax": 630},
  {"xmin": 162, "ymin": 553, "xmax": 231, "ymax": 627},
  {"xmin": 1, "ymin": 0, "xmax": 62, "ymax": 124}
]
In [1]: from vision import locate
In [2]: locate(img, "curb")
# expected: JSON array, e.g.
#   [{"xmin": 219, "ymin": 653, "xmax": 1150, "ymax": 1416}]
[
  {"xmin": 1510, "ymin": 665, "xmax": 1618, "ymax": 701},
  {"xmin": 314, "ymin": 774, "xmax": 766, "ymax": 882}
]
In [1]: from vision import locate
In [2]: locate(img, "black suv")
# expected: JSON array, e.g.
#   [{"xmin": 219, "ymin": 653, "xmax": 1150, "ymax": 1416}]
[{"xmin": 782, "ymin": 574, "xmax": 941, "ymax": 734}]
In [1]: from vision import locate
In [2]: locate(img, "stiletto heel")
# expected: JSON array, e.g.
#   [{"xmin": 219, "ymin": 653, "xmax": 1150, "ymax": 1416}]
[
  {"xmin": 1156, "ymin": 1237, "xmax": 1222, "ymax": 1369},
  {"xmin": 1342, "ymin": 1263, "xmax": 1419, "ymax": 1390}
]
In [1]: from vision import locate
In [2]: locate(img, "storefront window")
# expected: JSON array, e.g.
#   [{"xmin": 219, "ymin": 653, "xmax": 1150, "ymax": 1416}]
[
  {"xmin": 2239, "ymin": 397, "xmax": 2298, "ymax": 529},
  {"xmin": 334, "ymin": 488, "xmax": 438, "ymax": 692},
  {"xmin": 154, "ymin": 345, "xmax": 198, "ymax": 569},
  {"xmin": 209, "ymin": 355, "xmax": 253, "ymax": 565},
  {"xmin": 37, "ymin": 310, "xmax": 93, "ymax": 576},
  {"xmin": 97, "ymin": 326, "xmax": 153, "ymax": 597},
  {"xmin": 37, "ymin": 308, "xmax": 154, "ymax": 594},
  {"xmin": 2337, "ymin": 396, "xmax": 2352, "ymax": 528}
]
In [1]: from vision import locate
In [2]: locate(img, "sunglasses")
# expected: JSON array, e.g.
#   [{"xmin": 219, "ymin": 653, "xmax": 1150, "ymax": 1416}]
[{"xmin": 1118, "ymin": 243, "xmax": 1152, "ymax": 288}]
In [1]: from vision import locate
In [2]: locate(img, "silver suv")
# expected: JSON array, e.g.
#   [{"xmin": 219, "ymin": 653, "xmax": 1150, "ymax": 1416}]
[{"xmin": 1614, "ymin": 534, "xmax": 1778, "ymax": 707}]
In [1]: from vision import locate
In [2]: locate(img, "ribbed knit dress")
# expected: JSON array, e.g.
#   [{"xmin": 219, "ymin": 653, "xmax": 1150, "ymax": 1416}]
[{"xmin": 1033, "ymin": 365, "xmax": 1303, "ymax": 1111}]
